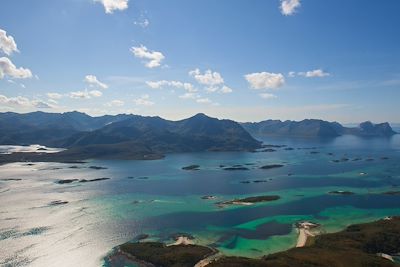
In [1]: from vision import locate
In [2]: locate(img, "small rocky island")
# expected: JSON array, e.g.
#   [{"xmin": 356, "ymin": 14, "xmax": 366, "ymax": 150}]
[{"xmin": 217, "ymin": 195, "xmax": 281, "ymax": 207}]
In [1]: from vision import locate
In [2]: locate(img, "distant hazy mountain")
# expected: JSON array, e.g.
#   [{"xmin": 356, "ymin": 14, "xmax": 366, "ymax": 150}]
[
  {"xmin": 0, "ymin": 111, "xmax": 132, "ymax": 146},
  {"xmin": 0, "ymin": 112, "xmax": 260, "ymax": 161},
  {"xmin": 242, "ymin": 119, "xmax": 397, "ymax": 137}
]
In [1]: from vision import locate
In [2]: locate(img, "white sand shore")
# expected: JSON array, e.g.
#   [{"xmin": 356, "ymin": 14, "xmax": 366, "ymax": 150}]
[
  {"xmin": 296, "ymin": 228, "xmax": 315, "ymax": 247},
  {"xmin": 168, "ymin": 236, "xmax": 194, "ymax": 246},
  {"xmin": 194, "ymin": 253, "xmax": 221, "ymax": 267},
  {"xmin": 295, "ymin": 221, "xmax": 320, "ymax": 248},
  {"xmin": 231, "ymin": 201, "xmax": 254, "ymax": 206},
  {"xmin": 377, "ymin": 253, "xmax": 394, "ymax": 262}
]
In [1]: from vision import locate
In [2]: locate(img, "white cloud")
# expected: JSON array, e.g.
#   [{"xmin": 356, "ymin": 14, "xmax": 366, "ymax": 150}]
[
  {"xmin": 189, "ymin": 68, "xmax": 224, "ymax": 86},
  {"xmin": 205, "ymin": 86, "xmax": 219, "ymax": 93},
  {"xmin": 298, "ymin": 69, "xmax": 330, "ymax": 78},
  {"xmin": 220, "ymin": 85, "xmax": 233, "ymax": 94},
  {"xmin": 47, "ymin": 99, "xmax": 58, "ymax": 105},
  {"xmin": 70, "ymin": 89, "xmax": 102, "ymax": 99},
  {"xmin": 179, "ymin": 93, "xmax": 198, "ymax": 99},
  {"xmin": 47, "ymin": 92, "xmax": 63, "ymax": 99},
  {"xmin": 146, "ymin": 80, "xmax": 197, "ymax": 92},
  {"xmin": 105, "ymin": 99, "xmax": 124, "ymax": 107},
  {"xmin": 134, "ymin": 94, "xmax": 154, "ymax": 106},
  {"xmin": 244, "ymin": 72, "xmax": 285, "ymax": 89},
  {"xmin": 84, "ymin": 75, "xmax": 108, "ymax": 89},
  {"xmin": 0, "ymin": 94, "xmax": 53, "ymax": 109},
  {"xmin": 288, "ymin": 71, "xmax": 296, "ymax": 77},
  {"xmin": 34, "ymin": 101, "xmax": 53, "ymax": 109},
  {"xmin": 130, "ymin": 45, "xmax": 165, "ymax": 68},
  {"xmin": 134, "ymin": 18, "xmax": 150, "ymax": 28},
  {"xmin": 89, "ymin": 90, "xmax": 103, "ymax": 97},
  {"xmin": 0, "ymin": 57, "xmax": 32, "ymax": 79},
  {"xmin": 94, "ymin": 0, "xmax": 128, "ymax": 14},
  {"xmin": 196, "ymin": 98, "xmax": 212, "ymax": 104},
  {"xmin": 0, "ymin": 29, "xmax": 18, "ymax": 55},
  {"xmin": 280, "ymin": 0, "xmax": 301, "ymax": 16},
  {"xmin": 260, "ymin": 93, "xmax": 277, "ymax": 100}
]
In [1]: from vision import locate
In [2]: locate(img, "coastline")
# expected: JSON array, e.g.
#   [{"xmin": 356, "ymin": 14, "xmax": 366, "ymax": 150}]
[{"xmin": 105, "ymin": 217, "xmax": 400, "ymax": 267}]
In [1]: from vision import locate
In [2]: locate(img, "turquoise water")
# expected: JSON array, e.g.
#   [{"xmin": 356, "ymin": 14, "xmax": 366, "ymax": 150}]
[{"xmin": 1, "ymin": 135, "xmax": 400, "ymax": 266}]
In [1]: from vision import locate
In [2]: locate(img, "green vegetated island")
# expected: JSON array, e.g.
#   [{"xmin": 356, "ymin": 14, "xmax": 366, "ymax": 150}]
[
  {"xmin": 0, "ymin": 111, "xmax": 396, "ymax": 164},
  {"xmin": 105, "ymin": 217, "xmax": 400, "ymax": 267}
]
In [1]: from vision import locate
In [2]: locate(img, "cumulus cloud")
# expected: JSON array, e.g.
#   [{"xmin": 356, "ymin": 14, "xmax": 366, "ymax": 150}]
[
  {"xmin": 0, "ymin": 29, "xmax": 18, "ymax": 55},
  {"xmin": 146, "ymin": 80, "xmax": 196, "ymax": 92},
  {"xmin": 70, "ymin": 89, "xmax": 103, "ymax": 99},
  {"xmin": 0, "ymin": 57, "xmax": 32, "ymax": 79},
  {"xmin": 84, "ymin": 75, "xmax": 108, "ymax": 89},
  {"xmin": 105, "ymin": 100, "xmax": 124, "ymax": 107},
  {"xmin": 179, "ymin": 93, "xmax": 198, "ymax": 99},
  {"xmin": 280, "ymin": 0, "xmax": 301, "ymax": 16},
  {"xmin": 259, "ymin": 93, "xmax": 277, "ymax": 100},
  {"xmin": 189, "ymin": 68, "xmax": 224, "ymax": 86},
  {"xmin": 133, "ymin": 94, "xmax": 154, "ymax": 106},
  {"xmin": 47, "ymin": 93, "xmax": 63, "ymax": 99},
  {"xmin": 196, "ymin": 98, "xmax": 212, "ymax": 104},
  {"xmin": 130, "ymin": 45, "xmax": 165, "ymax": 68},
  {"xmin": 244, "ymin": 72, "xmax": 285, "ymax": 89},
  {"xmin": 220, "ymin": 85, "xmax": 233, "ymax": 94},
  {"xmin": 298, "ymin": 69, "xmax": 330, "ymax": 78},
  {"xmin": 94, "ymin": 0, "xmax": 128, "ymax": 14},
  {"xmin": 0, "ymin": 94, "xmax": 53, "ymax": 109},
  {"xmin": 134, "ymin": 18, "xmax": 150, "ymax": 28}
]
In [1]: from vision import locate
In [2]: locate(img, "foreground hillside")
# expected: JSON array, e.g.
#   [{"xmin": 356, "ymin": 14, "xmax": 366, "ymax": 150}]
[{"xmin": 106, "ymin": 217, "xmax": 400, "ymax": 267}]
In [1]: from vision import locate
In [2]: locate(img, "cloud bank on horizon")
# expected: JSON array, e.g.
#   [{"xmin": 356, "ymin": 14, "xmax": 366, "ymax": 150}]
[{"xmin": 0, "ymin": 0, "xmax": 399, "ymax": 123}]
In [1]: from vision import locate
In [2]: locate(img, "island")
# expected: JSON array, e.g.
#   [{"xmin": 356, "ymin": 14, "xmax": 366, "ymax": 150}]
[{"xmin": 217, "ymin": 195, "xmax": 281, "ymax": 207}]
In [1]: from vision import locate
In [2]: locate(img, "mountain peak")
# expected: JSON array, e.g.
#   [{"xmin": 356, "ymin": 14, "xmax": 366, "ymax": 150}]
[{"xmin": 191, "ymin": 113, "xmax": 210, "ymax": 119}]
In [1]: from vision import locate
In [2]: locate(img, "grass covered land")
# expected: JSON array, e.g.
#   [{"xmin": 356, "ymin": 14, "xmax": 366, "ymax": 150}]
[
  {"xmin": 209, "ymin": 217, "xmax": 400, "ymax": 267},
  {"xmin": 117, "ymin": 242, "xmax": 216, "ymax": 267},
  {"xmin": 107, "ymin": 217, "xmax": 400, "ymax": 267}
]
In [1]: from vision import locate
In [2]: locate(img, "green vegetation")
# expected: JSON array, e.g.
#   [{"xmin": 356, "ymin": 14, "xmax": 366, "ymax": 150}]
[
  {"xmin": 118, "ymin": 242, "xmax": 215, "ymax": 267},
  {"xmin": 218, "ymin": 195, "xmax": 280, "ymax": 206},
  {"xmin": 209, "ymin": 217, "xmax": 400, "ymax": 267}
]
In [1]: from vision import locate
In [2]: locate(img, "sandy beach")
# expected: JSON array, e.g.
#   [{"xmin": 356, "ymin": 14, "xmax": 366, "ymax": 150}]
[
  {"xmin": 168, "ymin": 236, "xmax": 194, "ymax": 246},
  {"xmin": 295, "ymin": 222, "xmax": 320, "ymax": 248}
]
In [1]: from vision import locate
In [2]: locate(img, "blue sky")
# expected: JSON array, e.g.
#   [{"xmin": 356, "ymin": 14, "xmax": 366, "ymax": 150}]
[{"xmin": 0, "ymin": 0, "xmax": 399, "ymax": 123}]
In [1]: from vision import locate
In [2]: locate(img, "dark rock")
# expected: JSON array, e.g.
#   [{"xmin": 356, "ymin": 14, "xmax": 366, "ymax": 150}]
[
  {"xmin": 49, "ymin": 200, "xmax": 68, "ymax": 206},
  {"xmin": 260, "ymin": 164, "xmax": 284, "ymax": 170},
  {"xmin": 182, "ymin": 165, "xmax": 200, "ymax": 170},
  {"xmin": 79, "ymin": 177, "xmax": 110, "ymax": 183},
  {"xmin": 56, "ymin": 179, "xmax": 79, "ymax": 184},
  {"xmin": 89, "ymin": 166, "xmax": 108, "ymax": 170}
]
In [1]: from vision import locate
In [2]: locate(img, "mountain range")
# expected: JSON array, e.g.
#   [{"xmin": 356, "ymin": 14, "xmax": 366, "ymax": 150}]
[
  {"xmin": 241, "ymin": 119, "xmax": 397, "ymax": 138},
  {"xmin": 0, "ymin": 111, "xmax": 397, "ymax": 162},
  {"xmin": 0, "ymin": 112, "xmax": 261, "ymax": 161}
]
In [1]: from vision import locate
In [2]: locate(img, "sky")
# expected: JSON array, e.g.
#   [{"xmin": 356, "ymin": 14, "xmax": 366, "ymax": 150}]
[{"xmin": 0, "ymin": 0, "xmax": 399, "ymax": 123}]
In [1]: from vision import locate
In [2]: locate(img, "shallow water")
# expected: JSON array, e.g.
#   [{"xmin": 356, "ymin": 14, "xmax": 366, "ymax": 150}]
[{"xmin": 0, "ymin": 135, "xmax": 400, "ymax": 266}]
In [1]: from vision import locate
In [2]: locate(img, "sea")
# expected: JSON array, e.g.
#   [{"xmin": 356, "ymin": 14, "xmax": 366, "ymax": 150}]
[{"xmin": 1, "ymin": 135, "xmax": 400, "ymax": 266}]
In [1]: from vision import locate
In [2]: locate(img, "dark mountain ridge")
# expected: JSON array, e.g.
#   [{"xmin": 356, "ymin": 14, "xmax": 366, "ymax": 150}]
[{"xmin": 0, "ymin": 112, "xmax": 261, "ymax": 162}]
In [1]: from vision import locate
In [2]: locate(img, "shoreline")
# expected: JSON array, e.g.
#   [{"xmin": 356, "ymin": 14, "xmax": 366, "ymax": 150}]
[{"xmin": 295, "ymin": 221, "xmax": 321, "ymax": 248}]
